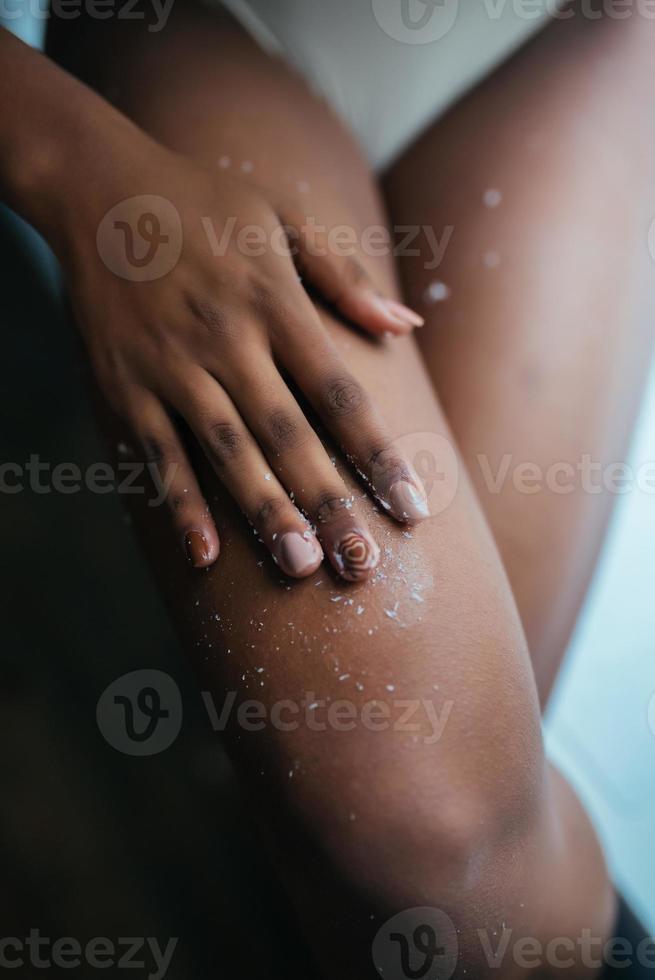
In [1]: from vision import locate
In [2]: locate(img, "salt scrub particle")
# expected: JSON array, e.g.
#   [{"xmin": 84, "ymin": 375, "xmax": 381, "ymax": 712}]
[
  {"xmin": 484, "ymin": 250, "xmax": 501, "ymax": 269},
  {"xmin": 218, "ymin": 156, "xmax": 231, "ymax": 169},
  {"xmin": 338, "ymin": 673, "xmax": 351, "ymax": 682},
  {"xmin": 241, "ymin": 160, "xmax": 254, "ymax": 174},
  {"xmin": 483, "ymin": 188, "xmax": 503, "ymax": 208},
  {"xmin": 264, "ymin": 472, "xmax": 272, "ymax": 481},
  {"xmin": 356, "ymin": 605, "xmax": 365, "ymax": 616},
  {"xmin": 425, "ymin": 280, "xmax": 450, "ymax": 304},
  {"xmin": 386, "ymin": 684, "xmax": 396, "ymax": 693},
  {"xmin": 384, "ymin": 602, "xmax": 400, "ymax": 620}
]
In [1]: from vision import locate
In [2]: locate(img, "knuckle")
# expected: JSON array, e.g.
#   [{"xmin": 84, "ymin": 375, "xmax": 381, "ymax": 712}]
[
  {"xmin": 188, "ymin": 296, "xmax": 236, "ymax": 340},
  {"xmin": 253, "ymin": 495, "xmax": 287, "ymax": 529},
  {"xmin": 205, "ymin": 421, "xmax": 244, "ymax": 467},
  {"xmin": 169, "ymin": 494, "xmax": 190, "ymax": 516},
  {"xmin": 366, "ymin": 442, "xmax": 409, "ymax": 482},
  {"xmin": 328, "ymin": 257, "xmax": 370, "ymax": 304},
  {"xmin": 141, "ymin": 435, "xmax": 167, "ymax": 465},
  {"xmin": 321, "ymin": 374, "xmax": 367, "ymax": 419},
  {"xmin": 264, "ymin": 410, "xmax": 307, "ymax": 453},
  {"xmin": 343, "ymin": 256, "xmax": 370, "ymax": 289},
  {"xmin": 250, "ymin": 280, "xmax": 288, "ymax": 322},
  {"xmin": 312, "ymin": 489, "xmax": 355, "ymax": 525}
]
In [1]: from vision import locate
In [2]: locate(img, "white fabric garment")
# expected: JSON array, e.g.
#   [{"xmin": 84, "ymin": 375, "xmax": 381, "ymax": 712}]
[{"xmin": 208, "ymin": 0, "xmax": 553, "ymax": 169}]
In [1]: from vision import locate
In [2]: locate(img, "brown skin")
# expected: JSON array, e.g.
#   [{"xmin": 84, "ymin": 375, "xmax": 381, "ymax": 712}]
[
  {"xmin": 5, "ymin": 1, "xmax": 654, "ymax": 976},
  {"xmin": 0, "ymin": 27, "xmax": 427, "ymax": 584},
  {"xmin": 384, "ymin": 8, "xmax": 655, "ymax": 705}
]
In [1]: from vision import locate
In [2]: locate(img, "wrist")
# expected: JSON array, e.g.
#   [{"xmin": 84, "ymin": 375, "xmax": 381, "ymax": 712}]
[{"xmin": 0, "ymin": 30, "xmax": 164, "ymax": 263}]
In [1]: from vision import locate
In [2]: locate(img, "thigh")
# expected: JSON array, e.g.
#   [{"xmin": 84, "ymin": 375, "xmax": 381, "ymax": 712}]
[
  {"xmin": 48, "ymin": 8, "xmax": 613, "ymax": 975},
  {"xmin": 49, "ymin": 1, "xmax": 534, "ymax": 708},
  {"xmin": 384, "ymin": 9, "xmax": 655, "ymax": 705}
]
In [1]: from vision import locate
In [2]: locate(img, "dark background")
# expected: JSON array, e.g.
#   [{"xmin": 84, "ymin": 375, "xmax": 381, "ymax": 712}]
[{"xmin": 0, "ymin": 207, "xmax": 311, "ymax": 977}]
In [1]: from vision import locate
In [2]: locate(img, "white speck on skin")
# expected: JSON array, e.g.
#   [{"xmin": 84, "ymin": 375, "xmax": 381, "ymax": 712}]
[
  {"xmin": 298, "ymin": 180, "xmax": 310, "ymax": 194},
  {"xmin": 386, "ymin": 684, "xmax": 396, "ymax": 693},
  {"xmin": 338, "ymin": 673, "xmax": 350, "ymax": 682},
  {"xmin": 384, "ymin": 602, "xmax": 400, "ymax": 620},
  {"xmin": 483, "ymin": 188, "xmax": 502, "ymax": 208},
  {"xmin": 484, "ymin": 250, "xmax": 501, "ymax": 268},
  {"xmin": 241, "ymin": 160, "xmax": 254, "ymax": 173},
  {"xmin": 425, "ymin": 281, "xmax": 450, "ymax": 304},
  {"xmin": 356, "ymin": 605, "xmax": 365, "ymax": 615},
  {"xmin": 264, "ymin": 472, "xmax": 272, "ymax": 481}
]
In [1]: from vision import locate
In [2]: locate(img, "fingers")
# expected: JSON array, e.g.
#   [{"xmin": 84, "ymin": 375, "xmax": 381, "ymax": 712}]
[
  {"xmin": 274, "ymin": 332, "xmax": 430, "ymax": 524},
  {"xmin": 286, "ymin": 210, "xmax": 424, "ymax": 336},
  {"xmin": 224, "ymin": 360, "xmax": 381, "ymax": 582},
  {"xmin": 170, "ymin": 370, "xmax": 324, "ymax": 580},
  {"xmin": 126, "ymin": 390, "xmax": 220, "ymax": 569}
]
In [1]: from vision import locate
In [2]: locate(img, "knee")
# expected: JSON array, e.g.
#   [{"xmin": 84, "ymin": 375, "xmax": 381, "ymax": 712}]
[{"xmin": 288, "ymin": 707, "xmax": 546, "ymax": 914}]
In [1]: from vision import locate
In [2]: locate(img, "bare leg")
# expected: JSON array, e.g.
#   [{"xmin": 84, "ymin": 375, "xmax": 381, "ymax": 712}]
[
  {"xmin": 49, "ymin": 6, "xmax": 613, "ymax": 977},
  {"xmin": 384, "ymin": 9, "xmax": 655, "ymax": 705}
]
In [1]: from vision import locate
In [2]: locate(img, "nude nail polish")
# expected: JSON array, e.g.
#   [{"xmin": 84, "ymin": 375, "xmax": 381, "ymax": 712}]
[
  {"xmin": 388, "ymin": 480, "xmax": 430, "ymax": 523},
  {"xmin": 185, "ymin": 530, "xmax": 211, "ymax": 567},
  {"xmin": 335, "ymin": 531, "xmax": 380, "ymax": 582},
  {"xmin": 382, "ymin": 298, "xmax": 425, "ymax": 328},
  {"xmin": 279, "ymin": 532, "xmax": 322, "ymax": 577},
  {"xmin": 369, "ymin": 295, "xmax": 414, "ymax": 331}
]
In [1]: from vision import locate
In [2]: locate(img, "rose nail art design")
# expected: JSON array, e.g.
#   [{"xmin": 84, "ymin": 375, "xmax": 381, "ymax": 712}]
[{"xmin": 336, "ymin": 531, "xmax": 380, "ymax": 582}]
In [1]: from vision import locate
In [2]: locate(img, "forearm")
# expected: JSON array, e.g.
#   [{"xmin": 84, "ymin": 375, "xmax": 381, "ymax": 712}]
[{"xmin": 0, "ymin": 27, "xmax": 152, "ymax": 256}]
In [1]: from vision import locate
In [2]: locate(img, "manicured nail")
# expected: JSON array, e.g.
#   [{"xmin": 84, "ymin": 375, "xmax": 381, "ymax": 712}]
[
  {"xmin": 382, "ymin": 298, "xmax": 425, "ymax": 328},
  {"xmin": 334, "ymin": 530, "xmax": 380, "ymax": 582},
  {"xmin": 185, "ymin": 530, "xmax": 211, "ymax": 567},
  {"xmin": 367, "ymin": 294, "xmax": 413, "ymax": 331},
  {"xmin": 388, "ymin": 480, "xmax": 430, "ymax": 523},
  {"xmin": 279, "ymin": 531, "xmax": 322, "ymax": 577}
]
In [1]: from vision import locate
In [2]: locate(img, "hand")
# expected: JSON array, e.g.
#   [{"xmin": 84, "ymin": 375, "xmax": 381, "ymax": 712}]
[{"xmin": 65, "ymin": 140, "xmax": 428, "ymax": 581}]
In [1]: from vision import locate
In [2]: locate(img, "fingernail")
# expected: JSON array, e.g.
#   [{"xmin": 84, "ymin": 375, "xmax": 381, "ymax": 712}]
[
  {"xmin": 334, "ymin": 530, "xmax": 380, "ymax": 582},
  {"xmin": 185, "ymin": 530, "xmax": 211, "ymax": 567},
  {"xmin": 388, "ymin": 480, "xmax": 430, "ymax": 523},
  {"xmin": 382, "ymin": 298, "xmax": 425, "ymax": 328},
  {"xmin": 279, "ymin": 531, "xmax": 322, "ymax": 577},
  {"xmin": 367, "ymin": 294, "xmax": 413, "ymax": 331}
]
